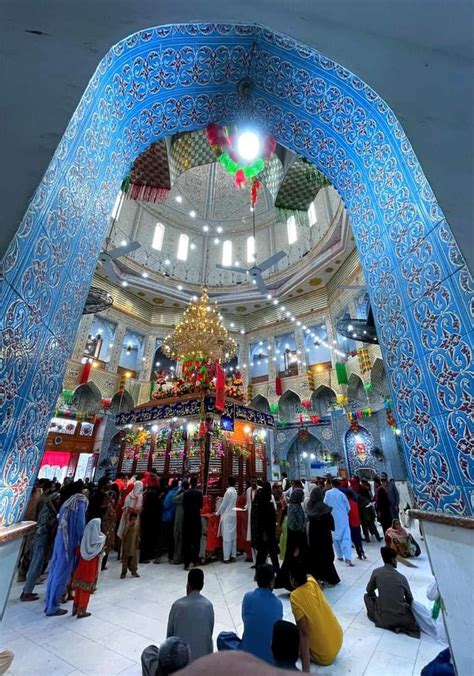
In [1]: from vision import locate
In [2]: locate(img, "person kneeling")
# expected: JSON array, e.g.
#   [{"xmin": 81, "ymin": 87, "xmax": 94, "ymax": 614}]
[
  {"xmin": 364, "ymin": 546, "xmax": 420, "ymax": 638},
  {"xmin": 217, "ymin": 564, "xmax": 283, "ymax": 664},
  {"xmin": 289, "ymin": 563, "xmax": 343, "ymax": 671}
]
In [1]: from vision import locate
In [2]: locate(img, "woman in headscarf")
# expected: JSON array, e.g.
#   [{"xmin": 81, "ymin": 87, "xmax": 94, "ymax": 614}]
[
  {"xmin": 306, "ymin": 486, "xmax": 340, "ymax": 586},
  {"xmin": 44, "ymin": 483, "xmax": 88, "ymax": 616},
  {"xmin": 100, "ymin": 490, "xmax": 117, "ymax": 571},
  {"xmin": 117, "ymin": 480, "xmax": 143, "ymax": 541},
  {"xmin": 349, "ymin": 475, "xmax": 361, "ymax": 495},
  {"xmin": 71, "ymin": 518, "xmax": 106, "ymax": 618},
  {"xmin": 253, "ymin": 482, "xmax": 280, "ymax": 571},
  {"xmin": 275, "ymin": 487, "xmax": 306, "ymax": 590},
  {"xmin": 140, "ymin": 477, "xmax": 162, "ymax": 564},
  {"xmin": 374, "ymin": 477, "xmax": 392, "ymax": 533},
  {"xmin": 385, "ymin": 518, "xmax": 420, "ymax": 558},
  {"xmin": 272, "ymin": 483, "xmax": 287, "ymax": 545},
  {"xmin": 359, "ymin": 479, "xmax": 382, "ymax": 543}
]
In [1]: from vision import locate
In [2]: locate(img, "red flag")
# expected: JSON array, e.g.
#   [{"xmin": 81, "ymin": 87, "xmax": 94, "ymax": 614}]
[
  {"xmin": 215, "ymin": 363, "xmax": 225, "ymax": 411},
  {"xmin": 275, "ymin": 376, "xmax": 282, "ymax": 396},
  {"xmin": 80, "ymin": 360, "xmax": 92, "ymax": 384}
]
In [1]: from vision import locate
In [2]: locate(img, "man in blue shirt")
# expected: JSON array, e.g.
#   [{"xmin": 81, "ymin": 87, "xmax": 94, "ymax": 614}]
[{"xmin": 217, "ymin": 564, "xmax": 283, "ymax": 664}]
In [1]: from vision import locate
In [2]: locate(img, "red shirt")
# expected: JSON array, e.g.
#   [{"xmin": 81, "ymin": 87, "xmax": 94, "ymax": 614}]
[{"xmin": 348, "ymin": 498, "xmax": 361, "ymax": 527}]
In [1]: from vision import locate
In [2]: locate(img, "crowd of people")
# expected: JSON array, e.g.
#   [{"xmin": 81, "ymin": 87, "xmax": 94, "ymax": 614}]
[{"xmin": 13, "ymin": 468, "xmax": 443, "ymax": 674}]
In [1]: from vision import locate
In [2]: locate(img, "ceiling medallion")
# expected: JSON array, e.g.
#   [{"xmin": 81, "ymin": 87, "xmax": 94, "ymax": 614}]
[
  {"xmin": 309, "ymin": 277, "xmax": 322, "ymax": 287},
  {"xmin": 162, "ymin": 288, "xmax": 237, "ymax": 362}
]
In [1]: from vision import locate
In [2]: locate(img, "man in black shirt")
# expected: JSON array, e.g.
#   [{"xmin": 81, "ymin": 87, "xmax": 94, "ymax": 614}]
[{"xmin": 182, "ymin": 476, "xmax": 203, "ymax": 570}]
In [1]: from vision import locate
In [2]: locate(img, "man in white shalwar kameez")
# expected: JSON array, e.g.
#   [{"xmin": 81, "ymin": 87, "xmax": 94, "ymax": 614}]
[
  {"xmin": 324, "ymin": 478, "xmax": 353, "ymax": 565},
  {"xmin": 217, "ymin": 477, "xmax": 238, "ymax": 562},
  {"xmin": 245, "ymin": 477, "xmax": 260, "ymax": 563}
]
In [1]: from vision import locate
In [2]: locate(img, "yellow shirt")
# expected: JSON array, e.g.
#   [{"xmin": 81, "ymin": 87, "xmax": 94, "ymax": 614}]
[{"xmin": 290, "ymin": 576, "xmax": 343, "ymax": 666}]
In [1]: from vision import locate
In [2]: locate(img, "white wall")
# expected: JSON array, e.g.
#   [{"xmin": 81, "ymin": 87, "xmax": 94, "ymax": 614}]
[{"xmin": 423, "ymin": 521, "xmax": 474, "ymax": 676}]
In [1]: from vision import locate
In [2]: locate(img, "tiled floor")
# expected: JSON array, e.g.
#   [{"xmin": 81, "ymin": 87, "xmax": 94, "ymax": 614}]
[{"xmin": 3, "ymin": 537, "xmax": 445, "ymax": 675}]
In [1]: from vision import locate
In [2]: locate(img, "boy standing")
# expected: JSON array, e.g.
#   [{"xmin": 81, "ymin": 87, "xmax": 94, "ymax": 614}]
[{"xmin": 121, "ymin": 512, "xmax": 140, "ymax": 578}]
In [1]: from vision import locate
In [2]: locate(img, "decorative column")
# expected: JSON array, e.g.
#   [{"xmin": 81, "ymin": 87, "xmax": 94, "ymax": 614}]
[
  {"xmin": 294, "ymin": 326, "xmax": 306, "ymax": 394},
  {"xmin": 139, "ymin": 334, "xmax": 156, "ymax": 382},
  {"xmin": 71, "ymin": 314, "xmax": 94, "ymax": 363},
  {"xmin": 267, "ymin": 335, "xmax": 277, "ymax": 399},
  {"xmin": 324, "ymin": 319, "xmax": 337, "ymax": 369},
  {"xmin": 238, "ymin": 340, "xmax": 249, "ymax": 393},
  {"xmin": 108, "ymin": 323, "xmax": 126, "ymax": 374}
]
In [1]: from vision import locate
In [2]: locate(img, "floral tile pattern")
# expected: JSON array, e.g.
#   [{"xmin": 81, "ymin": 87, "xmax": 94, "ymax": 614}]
[{"xmin": 0, "ymin": 23, "xmax": 472, "ymax": 524}]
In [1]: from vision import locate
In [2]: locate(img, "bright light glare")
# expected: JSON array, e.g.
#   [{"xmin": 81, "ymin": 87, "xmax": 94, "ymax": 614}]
[{"xmin": 237, "ymin": 131, "xmax": 260, "ymax": 161}]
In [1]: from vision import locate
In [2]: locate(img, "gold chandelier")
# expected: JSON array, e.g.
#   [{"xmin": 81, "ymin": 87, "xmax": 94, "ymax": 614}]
[{"xmin": 162, "ymin": 288, "xmax": 238, "ymax": 362}]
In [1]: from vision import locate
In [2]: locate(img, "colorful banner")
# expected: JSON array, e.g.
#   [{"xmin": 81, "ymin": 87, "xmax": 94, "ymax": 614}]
[
  {"xmin": 116, "ymin": 396, "xmax": 275, "ymax": 428},
  {"xmin": 215, "ymin": 363, "xmax": 225, "ymax": 411}
]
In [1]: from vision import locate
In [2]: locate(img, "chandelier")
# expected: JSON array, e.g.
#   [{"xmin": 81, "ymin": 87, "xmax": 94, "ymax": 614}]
[{"xmin": 162, "ymin": 288, "xmax": 237, "ymax": 362}]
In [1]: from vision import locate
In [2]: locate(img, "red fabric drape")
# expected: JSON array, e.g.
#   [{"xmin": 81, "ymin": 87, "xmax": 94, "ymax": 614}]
[
  {"xmin": 275, "ymin": 376, "xmax": 283, "ymax": 396},
  {"xmin": 80, "ymin": 361, "xmax": 92, "ymax": 384},
  {"xmin": 215, "ymin": 364, "xmax": 225, "ymax": 411}
]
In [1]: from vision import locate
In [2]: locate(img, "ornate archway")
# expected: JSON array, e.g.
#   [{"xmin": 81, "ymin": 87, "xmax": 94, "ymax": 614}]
[{"xmin": 1, "ymin": 23, "xmax": 471, "ymax": 524}]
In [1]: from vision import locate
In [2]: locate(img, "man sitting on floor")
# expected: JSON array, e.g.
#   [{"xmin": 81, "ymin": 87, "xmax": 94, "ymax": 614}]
[
  {"xmin": 271, "ymin": 620, "xmax": 300, "ymax": 671},
  {"xmin": 141, "ymin": 637, "xmax": 190, "ymax": 676},
  {"xmin": 166, "ymin": 569, "xmax": 214, "ymax": 662},
  {"xmin": 289, "ymin": 562, "xmax": 343, "ymax": 670},
  {"xmin": 364, "ymin": 546, "xmax": 420, "ymax": 638},
  {"xmin": 217, "ymin": 564, "xmax": 283, "ymax": 664}
]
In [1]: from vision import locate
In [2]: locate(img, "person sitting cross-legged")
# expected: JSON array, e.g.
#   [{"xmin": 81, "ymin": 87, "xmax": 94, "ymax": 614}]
[
  {"xmin": 364, "ymin": 546, "xmax": 420, "ymax": 638},
  {"xmin": 217, "ymin": 564, "xmax": 283, "ymax": 664},
  {"xmin": 289, "ymin": 562, "xmax": 343, "ymax": 671}
]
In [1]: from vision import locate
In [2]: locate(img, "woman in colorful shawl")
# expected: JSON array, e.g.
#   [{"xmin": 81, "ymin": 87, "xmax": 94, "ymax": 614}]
[
  {"xmin": 385, "ymin": 518, "xmax": 419, "ymax": 558},
  {"xmin": 306, "ymin": 486, "xmax": 340, "ymax": 586},
  {"xmin": 71, "ymin": 518, "xmax": 106, "ymax": 618},
  {"xmin": 44, "ymin": 485, "xmax": 88, "ymax": 616},
  {"xmin": 275, "ymin": 488, "xmax": 306, "ymax": 590},
  {"xmin": 117, "ymin": 480, "xmax": 143, "ymax": 540}
]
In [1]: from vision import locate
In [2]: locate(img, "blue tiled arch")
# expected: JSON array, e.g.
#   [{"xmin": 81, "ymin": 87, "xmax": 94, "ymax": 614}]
[{"xmin": 1, "ymin": 23, "xmax": 472, "ymax": 524}]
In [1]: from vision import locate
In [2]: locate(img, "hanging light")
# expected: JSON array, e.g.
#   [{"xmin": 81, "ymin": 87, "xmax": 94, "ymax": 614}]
[{"xmin": 237, "ymin": 130, "xmax": 261, "ymax": 161}]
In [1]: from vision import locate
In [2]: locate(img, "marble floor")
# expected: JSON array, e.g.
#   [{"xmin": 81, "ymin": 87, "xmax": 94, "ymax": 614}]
[{"xmin": 3, "ymin": 537, "xmax": 445, "ymax": 675}]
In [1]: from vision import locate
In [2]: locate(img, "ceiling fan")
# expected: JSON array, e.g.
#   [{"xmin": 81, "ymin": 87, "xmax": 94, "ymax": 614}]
[
  {"xmin": 98, "ymin": 236, "xmax": 140, "ymax": 284},
  {"xmin": 215, "ymin": 208, "xmax": 287, "ymax": 295}
]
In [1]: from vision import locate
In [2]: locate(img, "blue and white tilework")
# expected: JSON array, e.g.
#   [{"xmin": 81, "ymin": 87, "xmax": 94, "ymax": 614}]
[{"xmin": 1, "ymin": 23, "xmax": 473, "ymax": 523}]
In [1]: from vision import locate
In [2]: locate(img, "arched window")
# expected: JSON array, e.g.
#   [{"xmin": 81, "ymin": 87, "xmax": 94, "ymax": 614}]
[
  {"xmin": 110, "ymin": 190, "xmax": 124, "ymax": 221},
  {"xmin": 222, "ymin": 240, "xmax": 232, "ymax": 266},
  {"xmin": 308, "ymin": 201, "xmax": 317, "ymax": 227},
  {"xmin": 152, "ymin": 222, "xmax": 165, "ymax": 251},
  {"xmin": 247, "ymin": 236, "xmax": 255, "ymax": 263},
  {"xmin": 177, "ymin": 233, "xmax": 189, "ymax": 261},
  {"xmin": 287, "ymin": 215, "xmax": 297, "ymax": 244}
]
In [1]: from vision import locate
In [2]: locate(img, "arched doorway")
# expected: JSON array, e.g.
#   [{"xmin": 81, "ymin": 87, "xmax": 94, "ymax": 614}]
[
  {"xmin": 250, "ymin": 395, "xmax": 270, "ymax": 414},
  {"xmin": 278, "ymin": 390, "xmax": 301, "ymax": 422},
  {"xmin": 287, "ymin": 431, "xmax": 324, "ymax": 479},
  {"xmin": 109, "ymin": 390, "xmax": 134, "ymax": 415},
  {"xmin": 311, "ymin": 385, "xmax": 336, "ymax": 417},
  {"xmin": 1, "ymin": 23, "xmax": 470, "ymax": 524},
  {"xmin": 72, "ymin": 382, "xmax": 102, "ymax": 413}
]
